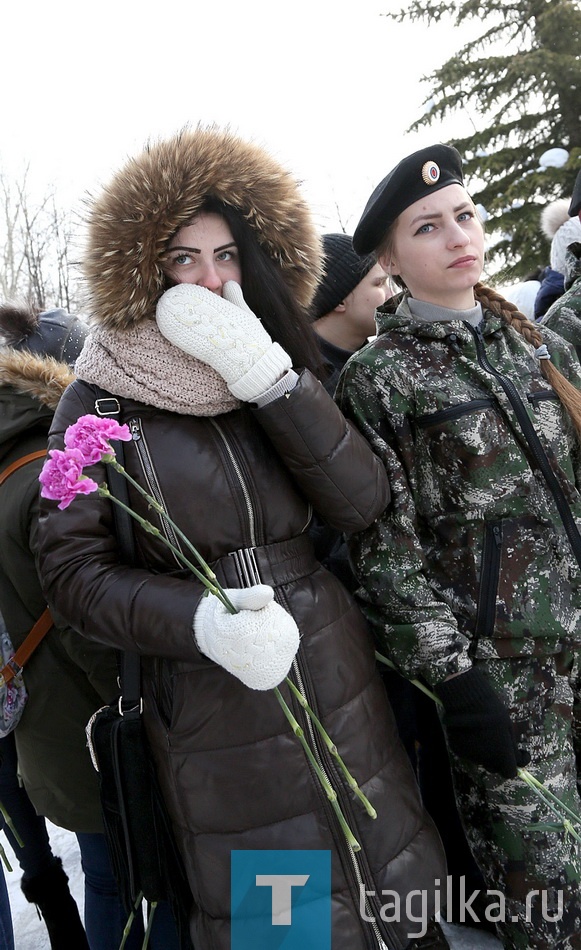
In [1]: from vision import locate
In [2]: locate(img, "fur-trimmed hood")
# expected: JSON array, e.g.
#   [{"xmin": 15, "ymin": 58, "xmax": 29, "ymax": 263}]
[
  {"xmin": 0, "ymin": 303, "xmax": 84, "ymax": 414},
  {"xmin": 0, "ymin": 348, "xmax": 75, "ymax": 412},
  {"xmin": 0, "ymin": 304, "xmax": 82, "ymax": 450},
  {"xmin": 0, "ymin": 347, "xmax": 76, "ymax": 453},
  {"xmin": 83, "ymin": 126, "xmax": 323, "ymax": 329}
]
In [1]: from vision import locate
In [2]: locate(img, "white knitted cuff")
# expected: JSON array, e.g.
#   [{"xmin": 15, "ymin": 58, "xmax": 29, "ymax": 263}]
[
  {"xmin": 253, "ymin": 370, "xmax": 299, "ymax": 408},
  {"xmin": 228, "ymin": 342, "xmax": 292, "ymax": 401}
]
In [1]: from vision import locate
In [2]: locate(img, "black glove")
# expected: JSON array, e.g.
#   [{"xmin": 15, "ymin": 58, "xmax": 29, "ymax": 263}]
[{"xmin": 435, "ymin": 667, "xmax": 529, "ymax": 779}]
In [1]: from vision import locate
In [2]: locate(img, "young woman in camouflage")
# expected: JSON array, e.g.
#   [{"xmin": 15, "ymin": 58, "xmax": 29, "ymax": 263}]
[{"xmin": 336, "ymin": 144, "xmax": 581, "ymax": 950}]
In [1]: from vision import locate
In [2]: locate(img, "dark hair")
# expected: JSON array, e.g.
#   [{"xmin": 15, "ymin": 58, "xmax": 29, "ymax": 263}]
[{"xmin": 174, "ymin": 198, "xmax": 324, "ymax": 378}]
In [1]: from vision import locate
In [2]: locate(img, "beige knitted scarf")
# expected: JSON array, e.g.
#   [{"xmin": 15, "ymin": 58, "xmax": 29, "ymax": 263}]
[{"xmin": 75, "ymin": 320, "xmax": 241, "ymax": 416}]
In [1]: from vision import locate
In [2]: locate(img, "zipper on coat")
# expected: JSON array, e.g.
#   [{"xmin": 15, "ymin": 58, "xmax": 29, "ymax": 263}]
[
  {"xmin": 127, "ymin": 418, "xmax": 183, "ymax": 567},
  {"xmin": 467, "ymin": 324, "xmax": 581, "ymax": 569},
  {"xmin": 209, "ymin": 419, "xmax": 257, "ymax": 547},
  {"xmin": 416, "ymin": 397, "xmax": 495, "ymax": 428},
  {"xmin": 470, "ymin": 520, "xmax": 503, "ymax": 657},
  {"xmin": 526, "ymin": 390, "xmax": 558, "ymax": 413}
]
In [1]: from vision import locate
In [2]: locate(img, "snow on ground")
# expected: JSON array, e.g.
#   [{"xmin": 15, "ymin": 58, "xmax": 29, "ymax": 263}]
[{"xmin": 2, "ymin": 822, "xmax": 503, "ymax": 949}]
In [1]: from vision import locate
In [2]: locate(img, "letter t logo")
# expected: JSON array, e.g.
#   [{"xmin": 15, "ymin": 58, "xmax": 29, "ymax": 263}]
[{"xmin": 255, "ymin": 874, "xmax": 310, "ymax": 925}]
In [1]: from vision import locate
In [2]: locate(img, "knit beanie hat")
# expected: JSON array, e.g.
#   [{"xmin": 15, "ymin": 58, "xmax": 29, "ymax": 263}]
[
  {"xmin": 0, "ymin": 304, "xmax": 88, "ymax": 367},
  {"xmin": 550, "ymin": 216, "xmax": 581, "ymax": 274},
  {"xmin": 309, "ymin": 234, "xmax": 375, "ymax": 320}
]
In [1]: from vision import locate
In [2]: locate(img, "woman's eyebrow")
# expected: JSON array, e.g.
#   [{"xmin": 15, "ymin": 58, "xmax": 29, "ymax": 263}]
[
  {"xmin": 410, "ymin": 211, "xmax": 443, "ymax": 225},
  {"xmin": 409, "ymin": 202, "xmax": 472, "ymax": 226},
  {"xmin": 166, "ymin": 242, "xmax": 237, "ymax": 254}
]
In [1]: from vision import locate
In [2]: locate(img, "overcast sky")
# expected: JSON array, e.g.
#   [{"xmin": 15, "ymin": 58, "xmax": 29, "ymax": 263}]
[{"xmin": 1, "ymin": 0, "xmax": 476, "ymax": 235}]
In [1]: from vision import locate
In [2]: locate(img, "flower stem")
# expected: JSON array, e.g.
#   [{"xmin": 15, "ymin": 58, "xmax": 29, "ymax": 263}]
[
  {"xmin": 142, "ymin": 902, "xmax": 157, "ymax": 950},
  {"xmin": 374, "ymin": 651, "xmax": 443, "ymax": 707},
  {"xmin": 284, "ymin": 677, "xmax": 376, "ymax": 818},
  {"xmin": 97, "ymin": 487, "xmax": 236, "ymax": 613},
  {"xmin": 0, "ymin": 799, "xmax": 24, "ymax": 848},
  {"xmin": 0, "ymin": 842, "xmax": 12, "ymax": 873},
  {"xmin": 106, "ymin": 457, "xmax": 221, "ymax": 585},
  {"xmin": 102, "ymin": 455, "xmax": 377, "ymax": 840},
  {"xmin": 273, "ymin": 686, "xmax": 361, "ymax": 851},
  {"xmin": 563, "ymin": 819, "xmax": 581, "ymax": 843},
  {"xmin": 518, "ymin": 767, "xmax": 581, "ymax": 841},
  {"xmin": 119, "ymin": 894, "xmax": 143, "ymax": 950}
]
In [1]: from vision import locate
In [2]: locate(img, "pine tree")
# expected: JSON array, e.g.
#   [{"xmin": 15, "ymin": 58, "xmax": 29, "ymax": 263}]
[{"xmin": 388, "ymin": 0, "xmax": 581, "ymax": 281}]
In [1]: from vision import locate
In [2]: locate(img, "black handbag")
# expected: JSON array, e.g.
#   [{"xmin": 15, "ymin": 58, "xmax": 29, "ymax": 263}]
[{"xmin": 85, "ymin": 395, "xmax": 193, "ymax": 948}]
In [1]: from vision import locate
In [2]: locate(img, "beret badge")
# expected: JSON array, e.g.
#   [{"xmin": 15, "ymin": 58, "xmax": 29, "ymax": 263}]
[{"xmin": 421, "ymin": 160, "xmax": 441, "ymax": 185}]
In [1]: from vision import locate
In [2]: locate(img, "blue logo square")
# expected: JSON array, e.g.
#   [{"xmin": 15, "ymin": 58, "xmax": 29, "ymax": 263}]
[{"xmin": 231, "ymin": 849, "xmax": 331, "ymax": 949}]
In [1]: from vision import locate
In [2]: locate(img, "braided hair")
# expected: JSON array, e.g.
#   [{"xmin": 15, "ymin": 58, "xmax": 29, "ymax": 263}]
[
  {"xmin": 377, "ymin": 215, "xmax": 581, "ymax": 436},
  {"xmin": 475, "ymin": 282, "xmax": 581, "ymax": 436}
]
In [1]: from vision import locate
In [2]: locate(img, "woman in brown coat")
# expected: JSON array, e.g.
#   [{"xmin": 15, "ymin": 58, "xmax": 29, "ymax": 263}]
[{"xmin": 37, "ymin": 126, "xmax": 445, "ymax": 950}]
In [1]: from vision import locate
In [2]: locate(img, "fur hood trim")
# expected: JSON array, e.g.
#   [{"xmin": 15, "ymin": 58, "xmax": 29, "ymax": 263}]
[
  {"xmin": 0, "ymin": 349, "xmax": 75, "ymax": 410},
  {"xmin": 84, "ymin": 126, "xmax": 323, "ymax": 329}
]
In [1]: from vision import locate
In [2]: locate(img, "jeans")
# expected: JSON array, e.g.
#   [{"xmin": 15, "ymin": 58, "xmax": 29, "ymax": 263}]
[
  {"xmin": 76, "ymin": 833, "xmax": 180, "ymax": 950},
  {"xmin": 0, "ymin": 734, "xmax": 54, "ymax": 879}
]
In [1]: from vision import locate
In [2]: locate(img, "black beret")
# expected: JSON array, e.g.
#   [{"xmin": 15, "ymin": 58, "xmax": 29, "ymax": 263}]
[
  {"xmin": 353, "ymin": 144, "xmax": 465, "ymax": 255},
  {"xmin": 309, "ymin": 234, "xmax": 375, "ymax": 320},
  {"xmin": 569, "ymin": 169, "xmax": 581, "ymax": 217}
]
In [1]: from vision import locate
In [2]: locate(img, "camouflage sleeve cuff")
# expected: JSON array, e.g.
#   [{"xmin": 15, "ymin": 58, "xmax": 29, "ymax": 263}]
[{"xmin": 424, "ymin": 648, "xmax": 473, "ymax": 689}]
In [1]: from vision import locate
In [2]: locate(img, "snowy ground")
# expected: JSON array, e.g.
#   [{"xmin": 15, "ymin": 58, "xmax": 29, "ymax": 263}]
[{"xmin": 3, "ymin": 823, "xmax": 503, "ymax": 949}]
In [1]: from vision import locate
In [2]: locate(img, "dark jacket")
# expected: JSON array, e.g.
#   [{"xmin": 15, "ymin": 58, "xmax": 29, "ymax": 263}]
[
  {"xmin": 534, "ymin": 265, "xmax": 565, "ymax": 320},
  {"xmin": 37, "ymin": 127, "xmax": 445, "ymax": 950},
  {"xmin": 310, "ymin": 332, "xmax": 366, "ymax": 590},
  {"xmin": 0, "ymin": 342, "xmax": 119, "ymax": 831},
  {"xmin": 317, "ymin": 333, "xmax": 355, "ymax": 396}
]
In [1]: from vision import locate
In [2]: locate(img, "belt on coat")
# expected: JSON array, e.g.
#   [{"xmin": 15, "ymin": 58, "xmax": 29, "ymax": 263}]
[{"xmin": 213, "ymin": 533, "xmax": 318, "ymax": 589}]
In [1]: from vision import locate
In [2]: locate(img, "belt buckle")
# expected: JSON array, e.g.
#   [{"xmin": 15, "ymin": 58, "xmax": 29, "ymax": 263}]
[{"xmin": 228, "ymin": 547, "xmax": 261, "ymax": 587}]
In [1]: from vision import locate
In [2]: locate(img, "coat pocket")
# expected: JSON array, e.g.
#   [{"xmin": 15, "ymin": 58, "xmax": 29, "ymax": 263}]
[{"xmin": 469, "ymin": 514, "xmax": 575, "ymax": 657}]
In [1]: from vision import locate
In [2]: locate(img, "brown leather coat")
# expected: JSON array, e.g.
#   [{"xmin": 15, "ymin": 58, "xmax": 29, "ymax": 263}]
[
  {"xmin": 38, "ymin": 127, "xmax": 445, "ymax": 949},
  {"xmin": 39, "ymin": 370, "xmax": 445, "ymax": 949}
]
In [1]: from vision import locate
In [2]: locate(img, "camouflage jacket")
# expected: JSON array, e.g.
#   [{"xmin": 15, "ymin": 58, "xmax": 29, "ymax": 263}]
[
  {"xmin": 335, "ymin": 297, "xmax": 581, "ymax": 686},
  {"xmin": 542, "ymin": 241, "xmax": 581, "ymax": 359}
]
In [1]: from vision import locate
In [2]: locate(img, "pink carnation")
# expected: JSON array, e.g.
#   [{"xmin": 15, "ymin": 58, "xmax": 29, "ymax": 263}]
[
  {"xmin": 39, "ymin": 449, "xmax": 99, "ymax": 510},
  {"xmin": 64, "ymin": 414, "xmax": 131, "ymax": 466}
]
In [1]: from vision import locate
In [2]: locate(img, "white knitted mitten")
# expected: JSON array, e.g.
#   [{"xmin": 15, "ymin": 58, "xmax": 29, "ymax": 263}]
[
  {"xmin": 156, "ymin": 282, "xmax": 292, "ymax": 401},
  {"xmin": 193, "ymin": 585, "xmax": 300, "ymax": 690}
]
